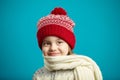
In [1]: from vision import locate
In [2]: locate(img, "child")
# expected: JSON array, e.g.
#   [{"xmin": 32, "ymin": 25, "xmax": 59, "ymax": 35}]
[{"xmin": 33, "ymin": 7, "xmax": 103, "ymax": 80}]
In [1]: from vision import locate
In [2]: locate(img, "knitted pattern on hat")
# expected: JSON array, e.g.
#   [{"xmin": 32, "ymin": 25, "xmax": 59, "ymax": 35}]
[
  {"xmin": 37, "ymin": 8, "xmax": 75, "ymax": 32},
  {"xmin": 37, "ymin": 7, "xmax": 76, "ymax": 49}
]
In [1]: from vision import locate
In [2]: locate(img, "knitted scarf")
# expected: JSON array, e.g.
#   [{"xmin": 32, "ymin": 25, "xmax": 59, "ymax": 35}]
[{"xmin": 44, "ymin": 55, "xmax": 102, "ymax": 80}]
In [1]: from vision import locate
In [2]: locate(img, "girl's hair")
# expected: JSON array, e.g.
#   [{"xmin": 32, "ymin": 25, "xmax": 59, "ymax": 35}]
[{"xmin": 68, "ymin": 47, "xmax": 73, "ymax": 55}]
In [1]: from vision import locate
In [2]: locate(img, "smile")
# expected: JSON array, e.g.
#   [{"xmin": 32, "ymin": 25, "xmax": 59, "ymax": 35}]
[{"xmin": 48, "ymin": 52, "xmax": 61, "ymax": 56}]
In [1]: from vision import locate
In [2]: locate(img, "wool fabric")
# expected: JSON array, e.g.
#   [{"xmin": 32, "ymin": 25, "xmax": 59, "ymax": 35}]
[
  {"xmin": 33, "ymin": 55, "xmax": 103, "ymax": 80},
  {"xmin": 37, "ymin": 7, "xmax": 75, "ymax": 49}
]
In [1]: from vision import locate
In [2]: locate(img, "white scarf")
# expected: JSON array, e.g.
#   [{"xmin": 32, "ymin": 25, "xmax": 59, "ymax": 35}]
[{"xmin": 44, "ymin": 55, "xmax": 102, "ymax": 80}]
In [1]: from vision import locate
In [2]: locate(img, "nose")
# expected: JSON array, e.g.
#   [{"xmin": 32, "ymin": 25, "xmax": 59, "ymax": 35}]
[{"xmin": 49, "ymin": 43, "xmax": 57, "ymax": 51}]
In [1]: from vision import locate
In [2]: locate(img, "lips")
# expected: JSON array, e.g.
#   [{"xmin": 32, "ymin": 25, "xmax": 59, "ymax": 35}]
[{"xmin": 48, "ymin": 52, "xmax": 61, "ymax": 56}]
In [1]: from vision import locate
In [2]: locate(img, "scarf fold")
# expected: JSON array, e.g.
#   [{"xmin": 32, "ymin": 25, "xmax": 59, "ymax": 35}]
[{"xmin": 44, "ymin": 55, "xmax": 102, "ymax": 80}]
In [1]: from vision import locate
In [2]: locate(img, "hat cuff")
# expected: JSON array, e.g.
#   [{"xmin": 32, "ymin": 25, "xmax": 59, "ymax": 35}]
[{"xmin": 37, "ymin": 24, "xmax": 76, "ymax": 49}]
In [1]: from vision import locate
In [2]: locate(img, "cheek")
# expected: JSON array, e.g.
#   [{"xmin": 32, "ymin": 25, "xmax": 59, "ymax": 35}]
[
  {"xmin": 60, "ymin": 45, "xmax": 69, "ymax": 55},
  {"xmin": 42, "ymin": 47, "xmax": 49, "ymax": 56}
]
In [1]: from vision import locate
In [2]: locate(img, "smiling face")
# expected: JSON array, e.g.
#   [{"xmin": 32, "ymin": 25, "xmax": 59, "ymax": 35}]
[{"xmin": 42, "ymin": 36, "xmax": 70, "ymax": 56}]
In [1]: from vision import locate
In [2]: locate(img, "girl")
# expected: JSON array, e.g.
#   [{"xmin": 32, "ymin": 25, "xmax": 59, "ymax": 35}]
[{"xmin": 33, "ymin": 7, "xmax": 103, "ymax": 80}]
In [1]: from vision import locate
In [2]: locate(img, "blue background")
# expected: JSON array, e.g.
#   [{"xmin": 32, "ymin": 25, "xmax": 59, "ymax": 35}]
[{"xmin": 0, "ymin": 0, "xmax": 120, "ymax": 80}]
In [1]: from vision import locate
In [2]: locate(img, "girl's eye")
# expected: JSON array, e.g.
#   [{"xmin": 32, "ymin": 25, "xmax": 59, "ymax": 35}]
[
  {"xmin": 57, "ymin": 41, "xmax": 63, "ymax": 45},
  {"xmin": 42, "ymin": 42, "xmax": 51, "ymax": 46}
]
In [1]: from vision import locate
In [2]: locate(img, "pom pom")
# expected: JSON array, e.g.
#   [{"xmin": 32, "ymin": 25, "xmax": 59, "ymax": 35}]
[{"xmin": 51, "ymin": 7, "xmax": 67, "ymax": 15}]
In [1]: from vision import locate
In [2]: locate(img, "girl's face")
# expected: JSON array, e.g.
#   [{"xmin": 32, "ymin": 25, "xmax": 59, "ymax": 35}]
[{"xmin": 42, "ymin": 36, "xmax": 70, "ymax": 56}]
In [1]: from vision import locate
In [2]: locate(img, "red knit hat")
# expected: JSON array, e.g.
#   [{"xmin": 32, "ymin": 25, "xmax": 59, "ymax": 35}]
[{"xmin": 37, "ymin": 7, "xmax": 76, "ymax": 49}]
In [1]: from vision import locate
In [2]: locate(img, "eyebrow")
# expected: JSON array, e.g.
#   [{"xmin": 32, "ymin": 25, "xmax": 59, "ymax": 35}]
[
  {"xmin": 57, "ymin": 39, "xmax": 65, "ymax": 42},
  {"xmin": 42, "ymin": 40, "xmax": 50, "ymax": 42}
]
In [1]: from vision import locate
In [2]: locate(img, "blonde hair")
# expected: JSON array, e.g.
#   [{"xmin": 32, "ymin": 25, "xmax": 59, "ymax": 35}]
[{"xmin": 68, "ymin": 47, "xmax": 73, "ymax": 55}]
